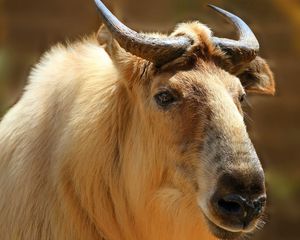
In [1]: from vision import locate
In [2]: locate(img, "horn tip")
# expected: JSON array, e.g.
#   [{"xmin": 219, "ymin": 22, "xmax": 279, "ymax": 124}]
[
  {"xmin": 207, "ymin": 4, "xmax": 228, "ymax": 16},
  {"xmin": 207, "ymin": 4, "xmax": 220, "ymax": 11},
  {"xmin": 207, "ymin": 4, "xmax": 216, "ymax": 9}
]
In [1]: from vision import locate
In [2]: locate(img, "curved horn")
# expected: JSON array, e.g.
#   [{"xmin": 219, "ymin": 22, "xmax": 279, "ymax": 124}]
[
  {"xmin": 94, "ymin": 0, "xmax": 192, "ymax": 67},
  {"xmin": 208, "ymin": 5, "xmax": 259, "ymax": 63}
]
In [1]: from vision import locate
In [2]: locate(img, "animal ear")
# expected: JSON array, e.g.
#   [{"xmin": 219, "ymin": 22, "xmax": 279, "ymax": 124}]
[
  {"xmin": 97, "ymin": 25, "xmax": 147, "ymax": 80},
  {"xmin": 237, "ymin": 56, "xmax": 275, "ymax": 95},
  {"xmin": 97, "ymin": 25, "xmax": 132, "ymax": 65}
]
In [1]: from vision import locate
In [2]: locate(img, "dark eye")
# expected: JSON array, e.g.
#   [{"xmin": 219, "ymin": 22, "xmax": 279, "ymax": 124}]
[
  {"xmin": 239, "ymin": 93, "xmax": 246, "ymax": 103},
  {"xmin": 154, "ymin": 91, "xmax": 177, "ymax": 107}
]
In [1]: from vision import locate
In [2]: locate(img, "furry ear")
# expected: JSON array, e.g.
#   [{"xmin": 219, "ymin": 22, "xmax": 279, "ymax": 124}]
[
  {"xmin": 237, "ymin": 56, "xmax": 275, "ymax": 95},
  {"xmin": 97, "ymin": 25, "xmax": 152, "ymax": 84},
  {"xmin": 97, "ymin": 24, "xmax": 131, "ymax": 65},
  {"xmin": 97, "ymin": 24, "xmax": 149, "ymax": 82}
]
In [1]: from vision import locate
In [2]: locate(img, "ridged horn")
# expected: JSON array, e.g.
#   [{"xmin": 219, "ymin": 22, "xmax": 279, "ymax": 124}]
[
  {"xmin": 94, "ymin": 0, "xmax": 193, "ymax": 67},
  {"xmin": 209, "ymin": 5, "xmax": 259, "ymax": 64}
]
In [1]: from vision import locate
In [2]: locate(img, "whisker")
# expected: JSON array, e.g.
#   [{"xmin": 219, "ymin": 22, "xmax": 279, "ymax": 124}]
[
  {"xmin": 238, "ymin": 232, "xmax": 253, "ymax": 240},
  {"xmin": 243, "ymin": 111, "xmax": 254, "ymax": 123},
  {"xmin": 244, "ymin": 97, "xmax": 253, "ymax": 109}
]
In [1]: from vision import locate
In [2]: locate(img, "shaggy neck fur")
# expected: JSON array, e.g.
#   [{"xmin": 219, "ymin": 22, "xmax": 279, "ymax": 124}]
[
  {"xmin": 55, "ymin": 44, "xmax": 215, "ymax": 239},
  {"xmin": 69, "ymin": 40, "xmax": 216, "ymax": 239},
  {"xmin": 0, "ymin": 36, "xmax": 217, "ymax": 239}
]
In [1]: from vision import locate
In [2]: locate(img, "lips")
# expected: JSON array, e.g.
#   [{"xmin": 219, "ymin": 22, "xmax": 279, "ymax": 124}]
[{"xmin": 204, "ymin": 215, "xmax": 243, "ymax": 240}]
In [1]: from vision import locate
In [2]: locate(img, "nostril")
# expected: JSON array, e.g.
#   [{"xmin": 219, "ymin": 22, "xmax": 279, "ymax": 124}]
[
  {"xmin": 217, "ymin": 195, "xmax": 245, "ymax": 215},
  {"xmin": 212, "ymin": 193, "xmax": 266, "ymax": 229},
  {"xmin": 252, "ymin": 195, "xmax": 267, "ymax": 214},
  {"xmin": 257, "ymin": 196, "xmax": 267, "ymax": 205},
  {"xmin": 218, "ymin": 199, "xmax": 242, "ymax": 214}
]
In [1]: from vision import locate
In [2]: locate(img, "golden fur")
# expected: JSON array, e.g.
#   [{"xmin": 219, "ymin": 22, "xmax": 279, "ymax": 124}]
[{"xmin": 0, "ymin": 22, "xmax": 274, "ymax": 240}]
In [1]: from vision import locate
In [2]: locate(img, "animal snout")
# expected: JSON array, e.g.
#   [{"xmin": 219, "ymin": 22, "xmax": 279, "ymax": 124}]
[
  {"xmin": 211, "ymin": 171, "xmax": 266, "ymax": 229},
  {"xmin": 215, "ymin": 194, "xmax": 266, "ymax": 227}
]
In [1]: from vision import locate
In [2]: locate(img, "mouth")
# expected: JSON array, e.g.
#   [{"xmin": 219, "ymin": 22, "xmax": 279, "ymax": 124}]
[{"xmin": 204, "ymin": 215, "xmax": 243, "ymax": 240}]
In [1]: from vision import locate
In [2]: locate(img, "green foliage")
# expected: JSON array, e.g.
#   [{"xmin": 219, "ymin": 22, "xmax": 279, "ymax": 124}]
[
  {"xmin": 0, "ymin": 48, "xmax": 11, "ymax": 117},
  {"xmin": 266, "ymin": 170, "xmax": 300, "ymax": 201}
]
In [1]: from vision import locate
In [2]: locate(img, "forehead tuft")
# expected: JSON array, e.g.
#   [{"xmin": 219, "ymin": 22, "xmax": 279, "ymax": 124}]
[
  {"xmin": 170, "ymin": 22, "xmax": 219, "ymax": 59},
  {"xmin": 172, "ymin": 22, "xmax": 212, "ymax": 43},
  {"xmin": 157, "ymin": 21, "xmax": 227, "ymax": 73}
]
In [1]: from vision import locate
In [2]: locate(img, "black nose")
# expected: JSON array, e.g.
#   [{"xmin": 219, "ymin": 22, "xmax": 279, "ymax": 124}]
[
  {"xmin": 211, "ymin": 172, "xmax": 266, "ymax": 228},
  {"xmin": 215, "ymin": 194, "xmax": 266, "ymax": 227}
]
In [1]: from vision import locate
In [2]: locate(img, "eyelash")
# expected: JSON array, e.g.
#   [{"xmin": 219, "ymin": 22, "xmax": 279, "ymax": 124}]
[
  {"xmin": 239, "ymin": 93, "xmax": 246, "ymax": 103},
  {"xmin": 154, "ymin": 90, "xmax": 178, "ymax": 108}
]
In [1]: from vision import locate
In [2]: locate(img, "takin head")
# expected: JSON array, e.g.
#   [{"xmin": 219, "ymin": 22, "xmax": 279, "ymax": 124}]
[{"xmin": 94, "ymin": 1, "xmax": 275, "ymax": 239}]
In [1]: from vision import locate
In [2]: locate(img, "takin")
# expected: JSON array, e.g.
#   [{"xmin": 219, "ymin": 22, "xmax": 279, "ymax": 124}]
[{"xmin": 0, "ymin": 0, "xmax": 275, "ymax": 240}]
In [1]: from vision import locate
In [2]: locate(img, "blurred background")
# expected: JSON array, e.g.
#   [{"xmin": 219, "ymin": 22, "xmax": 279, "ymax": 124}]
[{"xmin": 0, "ymin": 0, "xmax": 299, "ymax": 239}]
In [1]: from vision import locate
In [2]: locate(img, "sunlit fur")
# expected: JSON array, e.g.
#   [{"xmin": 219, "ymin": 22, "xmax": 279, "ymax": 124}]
[{"xmin": 0, "ymin": 22, "xmax": 274, "ymax": 240}]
